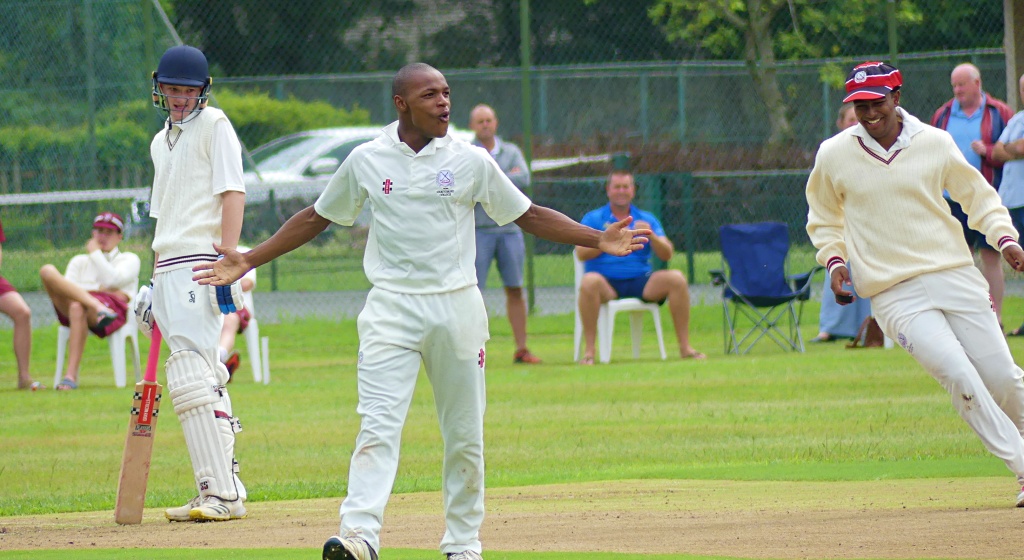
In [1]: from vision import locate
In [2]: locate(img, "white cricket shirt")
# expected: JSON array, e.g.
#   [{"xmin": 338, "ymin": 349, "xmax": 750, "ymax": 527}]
[
  {"xmin": 314, "ymin": 122, "xmax": 532, "ymax": 294},
  {"xmin": 149, "ymin": 107, "xmax": 245, "ymax": 272}
]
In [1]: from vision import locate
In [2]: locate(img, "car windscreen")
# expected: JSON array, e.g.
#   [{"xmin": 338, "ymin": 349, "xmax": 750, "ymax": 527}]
[{"xmin": 247, "ymin": 135, "xmax": 340, "ymax": 173}]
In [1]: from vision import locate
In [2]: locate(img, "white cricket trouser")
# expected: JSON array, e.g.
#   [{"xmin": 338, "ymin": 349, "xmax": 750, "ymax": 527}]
[
  {"xmin": 153, "ymin": 267, "xmax": 245, "ymax": 499},
  {"xmin": 152, "ymin": 267, "xmax": 221, "ymax": 364},
  {"xmin": 871, "ymin": 265, "xmax": 1024, "ymax": 484},
  {"xmin": 340, "ymin": 285, "xmax": 489, "ymax": 555}
]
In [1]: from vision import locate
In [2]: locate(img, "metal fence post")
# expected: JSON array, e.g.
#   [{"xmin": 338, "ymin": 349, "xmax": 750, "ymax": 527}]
[
  {"xmin": 681, "ymin": 172, "xmax": 695, "ymax": 284},
  {"xmin": 268, "ymin": 188, "xmax": 278, "ymax": 292}
]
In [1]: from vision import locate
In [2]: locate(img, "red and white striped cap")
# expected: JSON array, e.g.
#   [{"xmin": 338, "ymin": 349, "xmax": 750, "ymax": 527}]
[
  {"xmin": 843, "ymin": 61, "xmax": 902, "ymax": 103},
  {"xmin": 93, "ymin": 211, "xmax": 124, "ymax": 234}
]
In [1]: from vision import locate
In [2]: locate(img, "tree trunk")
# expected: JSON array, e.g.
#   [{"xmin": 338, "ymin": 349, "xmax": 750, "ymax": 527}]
[{"xmin": 742, "ymin": 1, "xmax": 793, "ymax": 158}]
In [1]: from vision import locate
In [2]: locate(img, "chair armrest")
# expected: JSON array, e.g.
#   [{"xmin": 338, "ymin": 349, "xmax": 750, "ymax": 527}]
[
  {"xmin": 789, "ymin": 265, "xmax": 824, "ymax": 301},
  {"xmin": 709, "ymin": 269, "xmax": 726, "ymax": 286}
]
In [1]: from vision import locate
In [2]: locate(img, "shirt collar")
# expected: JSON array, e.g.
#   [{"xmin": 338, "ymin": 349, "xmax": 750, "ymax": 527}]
[
  {"xmin": 383, "ymin": 121, "xmax": 452, "ymax": 156},
  {"xmin": 849, "ymin": 106, "xmax": 924, "ymax": 154},
  {"xmin": 951, "ymin": 94, "xmax": 987, "ymax": 118},
  {"xmin": 472, "ymin": 135, "xmax": 502, "ymax": 156}
]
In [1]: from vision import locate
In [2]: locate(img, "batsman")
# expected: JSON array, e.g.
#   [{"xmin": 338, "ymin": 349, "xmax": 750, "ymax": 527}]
[{"xmin": 136, "ymin": 44, "xmax": 248, "ymax": 522}]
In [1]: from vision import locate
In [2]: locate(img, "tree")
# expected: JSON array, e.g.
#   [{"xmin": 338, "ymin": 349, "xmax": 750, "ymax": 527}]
[
  {"xmin": 170, "ymin": 0, "xmax": 415, "ymax": 75},
  {"xmin": 647, "ymin": 0, "xmax": 923, "ymax": 150}
]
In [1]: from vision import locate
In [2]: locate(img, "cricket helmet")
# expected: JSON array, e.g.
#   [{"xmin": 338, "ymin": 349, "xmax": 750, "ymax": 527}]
[{"xmin": 151, "ymin": 45, "xmax": 212, "ymax": 124}]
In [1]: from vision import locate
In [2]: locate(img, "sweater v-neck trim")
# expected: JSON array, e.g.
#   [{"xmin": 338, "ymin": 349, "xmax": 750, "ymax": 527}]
[{"xmin": 856, "ymin": 137, "xmax": 902, "ymax": 165}]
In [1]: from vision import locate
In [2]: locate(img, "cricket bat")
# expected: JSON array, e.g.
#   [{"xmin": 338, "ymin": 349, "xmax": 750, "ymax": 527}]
[{"xmin": 114, "ymin": 324, "xmax": 163, "ymax": 525}]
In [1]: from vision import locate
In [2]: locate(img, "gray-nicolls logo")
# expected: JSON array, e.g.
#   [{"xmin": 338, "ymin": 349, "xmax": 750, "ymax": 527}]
[{"xmin": 188, "ymin": 290, "xmax": 196, "ymax": 303}]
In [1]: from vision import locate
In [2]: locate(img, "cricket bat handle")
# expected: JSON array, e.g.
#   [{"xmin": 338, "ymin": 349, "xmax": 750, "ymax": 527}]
[{"xmin": 146, "ymin": 324, "xmax": 162, "ymax": 383}]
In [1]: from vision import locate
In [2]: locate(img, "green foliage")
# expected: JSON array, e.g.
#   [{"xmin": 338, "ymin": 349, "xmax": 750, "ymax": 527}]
[{"xmin": 213, "ymin": 88, "xmax": 371, "ymax": 149}]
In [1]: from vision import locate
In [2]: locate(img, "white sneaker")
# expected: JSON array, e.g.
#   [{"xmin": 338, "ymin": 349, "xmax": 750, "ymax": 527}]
[
  {"xmin": 188, "ymin": 495, "xmax": 247, "ymax": 521},
  {"xmin": 164, "ymin": 496, "xmax": 201, "ymax": 522},
  {"xmin": 1016, "ymin": 486, "xmax": 1024, "ymax": 507},
  {"xmin": 322, "ymin": 536, "xmax": 378, "ymax": 560},
  {"xmin": 447, "ymin": 551, "xmax": 483, "ymax": 560}
]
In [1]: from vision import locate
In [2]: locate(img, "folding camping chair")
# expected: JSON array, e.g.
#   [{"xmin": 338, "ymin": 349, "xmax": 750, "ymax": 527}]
[{"xmin": 709, "ymin": 222, "xmax": 822, "ymax": 355}]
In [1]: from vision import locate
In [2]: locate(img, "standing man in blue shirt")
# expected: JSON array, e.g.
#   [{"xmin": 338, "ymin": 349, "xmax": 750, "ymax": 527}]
[
  {"xmin": 994, "ymin": 73, "xmax": 1024, "ymax": 336},
  {"xmin": 470, "ymin": 104, "xmax": 541, "ymax": 364},
  {"xmin": 932, "ymin": 63, "xmax": 1014, "ymax": 327},
  {"xmin": 576, "ymin": 170, "xmax": 704, "ymax": 364}
]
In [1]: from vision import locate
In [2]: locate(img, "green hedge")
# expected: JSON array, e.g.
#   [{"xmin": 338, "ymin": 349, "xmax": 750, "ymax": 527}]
[{"xmin": 0, "ymin": 88, "xmax": 371, "ymax": 194}]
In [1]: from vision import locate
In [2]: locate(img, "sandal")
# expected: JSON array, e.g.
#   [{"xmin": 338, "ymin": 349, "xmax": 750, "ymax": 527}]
[
  {"xmin": 55, "ymin": 378, "xmax": 78, "ymax": 391},
  {"xmin": 578, "ymin": 356, "xmax": 595, "ymax": 365},
  {"xmin": 1008, "ymin": 326, "xmax": 1024, "ymax": 337},
  {"xmin": 682, "ymin": 350, "xmax": 707, "ymax": 360},
  {"xmin": 18, "ymin": 380, "xmax": 45, "ymax": 391},
  {"xmin": 96, "ymin": 309, "xmax": 118, "ymax": 330}
]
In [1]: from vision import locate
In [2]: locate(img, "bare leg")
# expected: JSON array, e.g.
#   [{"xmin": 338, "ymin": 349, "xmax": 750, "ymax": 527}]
[
  {"xmin": 643, "ymin": 270, "xmax": 703, "ymax": 359},
  {"xmin": 979, "ymin": 248, "xmax": 1005, "ymax": 325},
  {"xmin": 63, "ymin": 301, "xmax": 91, "ymax": 384},
  {"xmin": 39, "ymin": 264, "xmax": 112, "ymax": 320},
  {"xmin": 0, "ymin": 291, "xmax": 33, "ymax": 386},
  {"xmin": 506, "ymin": 287, "xmax": 528, "ymax": 352},
  {"xmin": 220, "ymin": 314, "xmax": 240, "ymax": 355},
  {"xmin": 577, "ymin": 273, "xmax": 616, "ymax": 364}
]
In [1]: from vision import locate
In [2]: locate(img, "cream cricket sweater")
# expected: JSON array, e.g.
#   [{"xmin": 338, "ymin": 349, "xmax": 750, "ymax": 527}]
[
  {"xmin": 149, "ymin": 107, "xmax": 244, "ymax": 272},
  {"xmin": 806, "ymin": 107, "xmax": 1019, "ymax": 298}
]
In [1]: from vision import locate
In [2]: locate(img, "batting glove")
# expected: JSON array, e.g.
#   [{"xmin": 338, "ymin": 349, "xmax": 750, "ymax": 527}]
[
  {"xmin": 209, "ymin": 281, "xmax": 245, "ymax": 315},
  {"xmin": 134, "ymin": 280, "xmax": 154, "ymax": 338}
]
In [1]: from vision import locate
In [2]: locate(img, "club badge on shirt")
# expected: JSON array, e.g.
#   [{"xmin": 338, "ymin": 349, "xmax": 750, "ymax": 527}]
[{"xmin": 436, "ymin": 169, "xmax": 455, "ymax": 197}]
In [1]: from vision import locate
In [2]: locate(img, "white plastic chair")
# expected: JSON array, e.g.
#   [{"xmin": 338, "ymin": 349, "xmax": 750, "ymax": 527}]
[
  {"xmin": 572, "ymin": 249, "xmax": 667, "ymax": 364},
  {"xmin": 54, "ymin": 297, "xmax": 141, "ymax": 389}
]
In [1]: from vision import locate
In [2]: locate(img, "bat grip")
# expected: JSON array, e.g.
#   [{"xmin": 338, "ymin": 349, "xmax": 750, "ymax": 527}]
[{"xmin": 145, "ymin": 324, "xmax": 162, "ymax": 383}]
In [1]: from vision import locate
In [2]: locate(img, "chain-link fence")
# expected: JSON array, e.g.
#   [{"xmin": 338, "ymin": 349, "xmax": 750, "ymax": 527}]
[{"xmin": 0, "ymin": 0, "xmax": 1012, "ymax": 323}]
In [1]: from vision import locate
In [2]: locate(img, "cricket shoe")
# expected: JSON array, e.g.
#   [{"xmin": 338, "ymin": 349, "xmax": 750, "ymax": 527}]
[
  {"xmin": 188, "ymin": 495, "xmax": 247, "ymax": 521},
  {"xmin": 447, "ymin": 551, "xmax": 483, "ymax": 560},
  {"xmin": 224, "ymin": 350, "xmax": 241, "ymax": 383},
  {"xmin": 513, "ymin": 348, "xmax": 541, "ymax": 364},
  {"xmin": 1016, "ymin": 486, "xmax": 1024, "ymax": 507},
  {"xmin": 165, "ymin": 496, "xmax": 202, "ymax": 522},
  {"xmin": 322, "ymin": 536, "xmax": 378, "ymax": 560}
]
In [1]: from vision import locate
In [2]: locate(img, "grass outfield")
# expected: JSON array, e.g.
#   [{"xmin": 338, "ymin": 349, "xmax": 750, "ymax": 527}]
[{"xmin": 4, "ymin": 299, "xmax": 1024, "ymax": 558}]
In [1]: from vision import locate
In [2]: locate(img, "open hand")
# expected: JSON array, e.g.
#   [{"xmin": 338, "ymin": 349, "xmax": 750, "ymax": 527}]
[
  {"xmin": 598, "ymin": 216, "xmax": 651, "ymax": 256},
  {"xmin": 192, "ymin": 244, "xmax": 250, "ymax": 286}
]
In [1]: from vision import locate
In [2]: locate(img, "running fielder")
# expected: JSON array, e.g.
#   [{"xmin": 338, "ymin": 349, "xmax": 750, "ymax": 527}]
[
  {"xmin": 807, "ymin": 61, "xmax": 1024, "ymax": 506},
  {"xmin": 194, "ymin": 63, "xmax": 651, "ymax": 560}
]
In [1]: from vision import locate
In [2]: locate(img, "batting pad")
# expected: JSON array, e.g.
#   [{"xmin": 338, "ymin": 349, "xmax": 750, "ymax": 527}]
[
  {"xmin": 167, "ymin": 350, "xmax": 238, "ymax": 501},
  {"xmin": 213, "ymin": 360, "xmax": 246, "ymax": 501}
]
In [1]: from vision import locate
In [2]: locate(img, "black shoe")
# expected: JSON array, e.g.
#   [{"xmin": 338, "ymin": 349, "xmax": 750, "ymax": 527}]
[{"xmin": 323, "ymin": 536, "xmax": 377, "ymax": 560}]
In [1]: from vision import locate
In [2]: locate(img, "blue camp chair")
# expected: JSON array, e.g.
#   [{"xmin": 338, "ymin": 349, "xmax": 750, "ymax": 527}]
[{"xmin": 709, "ymin": 222, "xmax": 823, "ymax": 355}]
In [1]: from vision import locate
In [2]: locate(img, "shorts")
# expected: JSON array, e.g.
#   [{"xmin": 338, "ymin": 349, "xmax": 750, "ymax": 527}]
[
  {"xmin": 0, "ymin": 275, "xmax": 16, "ymax": 297},
  {"xmin": 606, "ymin": 272, "xmax": 665, "ymax": 305},
  {"xmin": 1008, "ymin": 206, "xmax": 1024, "ymax": 238},
  {"xmin": 55, "ymin": 292, "xmax": 129, "ymax": 338},
  {"xmin": 475, "ymin": 228, "xmax": 525, "ymax": 288},
  {"xmin": 947, "ymin": 198, "xmax": 997, "ymax": 251}
]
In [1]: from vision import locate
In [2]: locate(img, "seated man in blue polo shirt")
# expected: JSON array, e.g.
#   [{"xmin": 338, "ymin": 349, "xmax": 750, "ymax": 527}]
[{"xmin": 576, "ymin": 170, "xmax": 704, "ymax": 364}]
